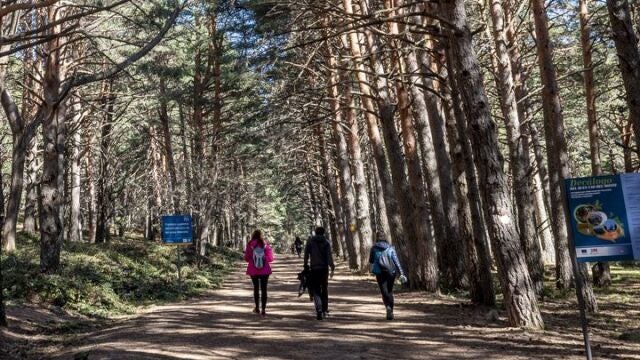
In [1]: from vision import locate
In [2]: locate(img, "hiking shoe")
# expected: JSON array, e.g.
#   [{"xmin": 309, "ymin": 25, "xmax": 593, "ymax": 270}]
[
  {"xmin": 386, "ymin": 306, "xmax": 394, "ymax": 320},
  {"xmin": 316, "ymin": 312, "xmax": 323, "ymax": 320}
]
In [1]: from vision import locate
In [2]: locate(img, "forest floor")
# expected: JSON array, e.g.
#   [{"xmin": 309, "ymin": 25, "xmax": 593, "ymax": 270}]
[{"xmin": 3, "ymin": 255, "xmax": 640, "ymax": 359}]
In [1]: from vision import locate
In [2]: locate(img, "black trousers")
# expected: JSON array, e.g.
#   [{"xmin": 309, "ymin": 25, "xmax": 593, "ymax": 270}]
[
  {"xmin": 251, "ymin": 275, "xmax": 269, "ymax": 310},
  {"xmin": 376, "ymin": 272, "xmax": 396, "ymax": 309},
  {"xmin": 310, "ymin": 269, "xmax": 329, "ymax": 313}
]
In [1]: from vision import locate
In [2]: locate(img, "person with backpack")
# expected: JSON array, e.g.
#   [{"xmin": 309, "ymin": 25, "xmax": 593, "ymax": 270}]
[
  {"xmin": 369, "ymin": 231, "xmax": 407, "ymax": 320},
  {"xmin": 303, "ymin": 226, "xmax": 335, "ymax": 320},
  {"xmin": 244, "ymin": 230, "xmax": 274, "ymax": 317}
]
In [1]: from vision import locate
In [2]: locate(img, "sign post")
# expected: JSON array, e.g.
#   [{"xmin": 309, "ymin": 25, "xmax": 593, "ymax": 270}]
[
  {"xmin": 161, "ymin": 215, "xmax": 193, "ymax": 283},
  {"xmin": 565, "ymin": 174, "xmax": 640, "ymax": 359}
]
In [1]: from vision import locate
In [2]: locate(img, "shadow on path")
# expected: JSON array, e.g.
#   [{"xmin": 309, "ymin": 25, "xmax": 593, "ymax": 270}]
[{"xmin": 53, "ymin": 255, "xmax": 639, "ymax": 359}]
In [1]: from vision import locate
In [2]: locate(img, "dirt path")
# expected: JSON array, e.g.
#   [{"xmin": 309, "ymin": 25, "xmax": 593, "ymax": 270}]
[{"xmin": 52, "ymin": 255, "xmax": 638, "ymax": 359}]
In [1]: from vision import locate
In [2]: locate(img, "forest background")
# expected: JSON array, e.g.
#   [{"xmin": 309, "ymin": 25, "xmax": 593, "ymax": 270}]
[{"xmin": 1, "ymin": 0, "xmax": 640, "ymax": 346}]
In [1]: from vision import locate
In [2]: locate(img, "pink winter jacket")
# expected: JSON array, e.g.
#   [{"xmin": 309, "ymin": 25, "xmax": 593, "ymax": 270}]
[{"xmin": 244, "ymin": 239, "xmax": 274, "ymax": 276}]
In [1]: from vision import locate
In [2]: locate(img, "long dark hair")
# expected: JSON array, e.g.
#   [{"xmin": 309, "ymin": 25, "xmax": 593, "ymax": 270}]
[{"xmin": 251, "ymin": 230, "xmax": 265, "ymax": 247}]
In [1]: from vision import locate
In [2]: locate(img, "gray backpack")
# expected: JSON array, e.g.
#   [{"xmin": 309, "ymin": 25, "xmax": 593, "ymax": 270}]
[
  {"xmin": 253, "ymin": 246, "xmax": 265, "ymax": 269},
  {"xmin": 378, "ymin": 247, "xmax": 396, "ymax": 273}
]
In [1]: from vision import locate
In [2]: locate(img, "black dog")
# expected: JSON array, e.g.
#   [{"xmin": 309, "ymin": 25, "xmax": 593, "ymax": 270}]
[{"xmin": 297, "ymin": 268, "xmax": 313, "ymax": 300}]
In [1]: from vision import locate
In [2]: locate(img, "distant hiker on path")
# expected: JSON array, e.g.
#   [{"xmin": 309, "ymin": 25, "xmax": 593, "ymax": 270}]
[
  {"xmin": 369, "ymin": 231, "xmax": 407, "ymax": 320},
  {"xmin": 304, "ymin": 227, "xmax": 335, "ymax": 320},
  {"xmin": 294, "ymin": 236, "xmax": 303, "ymax": 258},
  {"xmin": 244, "ymin": 230, "xmax": 274, "ymax": 317}
]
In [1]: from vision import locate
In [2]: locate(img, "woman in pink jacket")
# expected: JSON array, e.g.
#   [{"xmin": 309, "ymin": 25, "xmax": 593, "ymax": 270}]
[{"xmin": 244, "ymin": 230, "xmax": 274, "ymax": 317}]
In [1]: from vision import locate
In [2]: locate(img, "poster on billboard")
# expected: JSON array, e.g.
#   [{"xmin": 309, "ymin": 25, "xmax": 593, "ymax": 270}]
[{"xmin": 565, "ymin": 174, "xmax": 640, "ymax": 262}]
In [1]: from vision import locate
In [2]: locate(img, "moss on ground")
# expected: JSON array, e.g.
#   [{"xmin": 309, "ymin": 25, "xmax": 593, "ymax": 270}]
[{"xmin": 1, "ymin": 232, "xmax": 242, "ymax": 318}]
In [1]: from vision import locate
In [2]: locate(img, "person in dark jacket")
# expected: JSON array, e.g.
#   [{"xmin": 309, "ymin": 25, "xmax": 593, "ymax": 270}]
[
  {"xmin": 294, "ymin": 236, "xmax": 303, "ymax": 258},
  {"xmin": 304, "ymin": 226, "xmax": 335, "ymax": 320},
  {"xmin": 369, "ymin": 231, "xmax": 407, "ymax": 320}
]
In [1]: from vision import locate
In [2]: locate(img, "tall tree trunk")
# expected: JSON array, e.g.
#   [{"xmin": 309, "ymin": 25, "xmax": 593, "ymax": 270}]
[
  {"xmin": 159, "ymin": 77, "xmax": 180, "ymax": 213},
  {"xmin": 327, "ymin": 51, "xmax": 361, "ymax": 269},
  {"xmin": 316, "ymin": 123, "xmax": 346, "ymax": 258},
  {"xmin": 385, "ymin": 0, "xmax": 441, "ymax": 291},
  {"xmin": 95, "ymin": 81, "xmax": 115, "ymax": 244},
  {"xmin": 580, "ymin": 0, "xmax": 611, "ymax": 287},
  {"xmin": 442, "ymin": 45, "xmax": 496, "ymax": 306},
  {"xmin": 406, "ymin": 40, "xmax": 466, "ymax": 290},
  {"xmin": 343, "ymin": 71, "xmax": 373, "ymax": 270},
  {"xmin": 531, "ymin": 0, "xmax": 598, "ymax": 311},
  {"xmin": 533, "ymin": 171, "xmax": 556, "ymax": 264},
  {"xmin": 85, "ymin": 124, "xmax": 97, "ymax": 243},
  {"xmin": 40, "ymin": 5, "xmax": 67, "ymax": 273},
  {"xmin": 607, "ymin": 0, "xmax": 640, "ymax": 153},
  {"xmin": 395, "ymin": 74, "xmax": 438, "ymax": 291},
  {"xmin": 353, "ymin": 0, "xmax": 433, "ymax": 288},
  {"xmin": 490, "ymin": 0, "xmax": 544, "ymax": 296},
  {"xmin": 68, "ymin": 96, "xmax": 83, "ymax": 242},
  {"xmin": 0, "ymin": 166, "xmax": 7, "ymax": 327},
  {"xmin": 443, "ymin": 0, "xmax": 543, "ymax": 328},
  {"xmin": 531, "ymin": 0, "xmax": 575, "ymax": 290},
  {"xmin": 0, "ymin": 85, "xmax": 27, "ymax": 252},
  {"xmin": 178, "ymin": 103, "xmax": 192, "ymax": 210},
  {"xmin": 23, "ymin": 134, "xmax": 39, "ymax": 235},
  {"xmin": 372, "ymin": 161, "xmax": 392, "ymax": 240},
  {"xmin": 341, "ymin": 0, "xmax": 406, "ymax": 249}
]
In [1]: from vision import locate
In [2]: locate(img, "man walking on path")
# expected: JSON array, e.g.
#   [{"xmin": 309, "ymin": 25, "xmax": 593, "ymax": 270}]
[
  {"xmin": 304, "ymin": 226, "xmax": 335, "ymax": 320},
  {"xmin": 369, "ymin": 231, "xmax": 407, "ymax": 320},
  {"xmin": 294, "ymin": 236, "xmax": 303, "ymax": 258}
]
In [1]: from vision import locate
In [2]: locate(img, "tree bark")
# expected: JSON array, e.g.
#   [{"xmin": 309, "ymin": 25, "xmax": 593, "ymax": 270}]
[
  {"xmin": 85, "ymin": 122, "xmax": 97, "ymax": 243},
  {"xmin": 0, "ymin": 168, "xmax": 7, "ymax": 327},
  {"xmin": 531, "ymin": 0, "xmax": 574, "ymax": 290},
  {"xmin": 23, "ymin": 134, "xmax": 39, "ymax": 235},
  {"xmin": 443, "ymin": 0, "xmax": 543, "ymax": 328},
  {"xmin": 531, "ymin": 0, "xmax": 598, "ymax": 311},
  {"xmin": 40, "ymin": 4, "xmax": 67, "ymax": 273},
  {"xmin": 342, "ymin": 70, "xmax": 374, "ymax": 270},
  {"xmin": 316, "ymin": 122, "xmax": 347, "ymax": 259},
  {"xmin": 68, "ymin": 96, "xmax": 83, "ymax": 242},
  {"xmin": 327, "ymin": 51, "xmax": 361, "ymax": 269},
  {"xmin": 490, "ymin": 0, "xmax": 544, "ymax": 296},
  {"xmin": 442, "ymin": 45, "xmax": 496, "ymax": 306},
  {"xmin": 354, "ymin": 0, "xmax": 434, "ymax": 289},
  {"xmin": 409, "ymin": 42, "xmax": 466, "ymax": 290},
  {"xmin": 95, "ymin": 81, "xmax": 115, "ymax": 244},
  {"xmin": 0, "ymin": 84, "xmax": 27, "ymax": 252},
  {"xmin": 159, "ymin": 77, "xmax": 180, "ymax": 213},
  {"xmin": 607, "ymin": 0, "xmax": 640, "ymax": 153},
  {"xmin": 580, "ymin": 0, "xmax": 611, "ymax": 287},
  {"xmin": 341, "ymin": 0, "xmax": 406, "ymax": 250}
]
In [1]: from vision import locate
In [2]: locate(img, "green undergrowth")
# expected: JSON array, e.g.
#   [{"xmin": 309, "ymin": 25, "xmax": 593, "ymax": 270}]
[{"xmin": 1, "ymin": 232, "xmax": 242, "ymax": 318}]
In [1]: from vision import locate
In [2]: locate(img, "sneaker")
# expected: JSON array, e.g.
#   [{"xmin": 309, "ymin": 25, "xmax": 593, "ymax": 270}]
[
  {"xmin": 261, "ymin": 310, "xmax": 266, "ymax": 318},
  {"xmin": 322, "ymin": 311, "xmax": 329, "ymax": 319},
  {"xmin": 253, "ymin": 307, "xmax": 260, "ymax": 314},
  {"xmin": 386, "ymin": 306, "xmax": 394, "ymax": 320},
  {"xmin": 316, "ymin": 312, "xmax": 323, "ymax": 320}
]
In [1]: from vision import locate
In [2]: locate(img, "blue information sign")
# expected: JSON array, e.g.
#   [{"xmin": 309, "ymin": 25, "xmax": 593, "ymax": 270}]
[
  {"xmin": 565, "ymin": 174, "xmax": 640, "ymax": 262},
  {"xmin": 161, "ymin": 215, "xmax": 193, "ymax": 244}
]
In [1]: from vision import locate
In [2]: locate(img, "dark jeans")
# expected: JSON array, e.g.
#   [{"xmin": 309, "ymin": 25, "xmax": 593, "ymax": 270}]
[
  {"xmin": 310, "ymin": 269, "xmax": 329, "ymax": 313},
  {"xmin": 251, "ymin": 275, "xmax": 269, "ymax": 311},
  {"xmin": 295, "ymin": 246, "xmax": 302, "ymax": 258},
  {"xmin": 376, "ymin": 272, "xmax": 396, "ymax": 309}
]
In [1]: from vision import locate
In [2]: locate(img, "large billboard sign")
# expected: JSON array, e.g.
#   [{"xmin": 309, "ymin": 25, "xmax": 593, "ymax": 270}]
[{"xmin": 565, "ymin": 174, "xmax": 640, "ymax": 262}]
